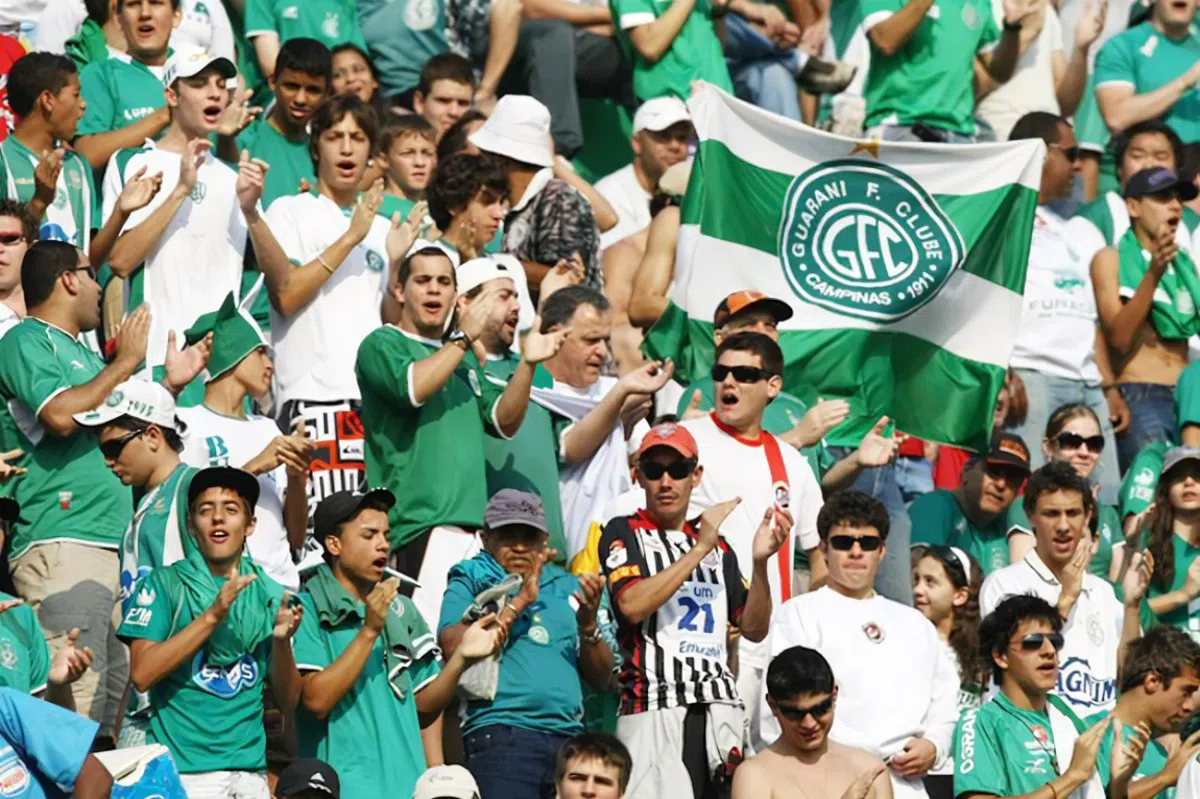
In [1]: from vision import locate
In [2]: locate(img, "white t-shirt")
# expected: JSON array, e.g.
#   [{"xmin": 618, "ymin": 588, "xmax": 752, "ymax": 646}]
[
  {"xmin": 976, "ymin": 3, "xmax": 1063, "ymax": 142},
  {"xmin": 0, "ymin": 304, "xmax": 18, "ymax": 340},
  {"xmin": 178, "ymin": 404, "xmax": 299, "ymax": 591},
  {"xmin": 266, "ymin": 192, "xmax": 391, "ymax": 406},
  {"xmin": 980, "ymin": 549, "xmax": 1123, "ymax": 714},
  {"xmin": 1010, "ymin": 207, "xmax": 1103, "ymax": 382},
  {"xmin": 759, "ymin": 587, "xmax": 960, "ymax": 799},
  {"xmin": 102, "ymin": 142, "xmax": 249, "ymax": 370},
  {"xmin": 1180, "ymin": 756, "xmax": 1200, "ymax": 799},
  {"xmin": 595, "ymin": 163, "xmax": 651, "ymax": 250}
]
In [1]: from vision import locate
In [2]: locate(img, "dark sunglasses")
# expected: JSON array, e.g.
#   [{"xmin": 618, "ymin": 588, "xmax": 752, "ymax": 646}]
[
  {"xmin": 827, "ymin": 534, "xmax": 883, "ymax": 552},
  {"xmin": 1050, "ymin": 143, "xmax": 1080, "ymax": 161},
  {"xmin": 773, "ymin": 695, "xmax": 834, "ymax": 721},
  {"xmin": 0, "ymin": 232, "xmax": 25, "ymax": 246},
  {"xmin": 1019, "ymin": 632, "xmax": 1064, "ymax": 651},
  {"xmin": 711, "ymin": 364, "xmax": 775, "ymax": 383},
  {"xmin": 639, "ymin": 459, "xmax": 697, "ymax": 480},
  {"xmin": 1054, "ymin": 432, "xmax": 1105, "ymax": 453},
  {"xmin": 99, "ymin": 429, "xmax": 143, "ymax": 460}
]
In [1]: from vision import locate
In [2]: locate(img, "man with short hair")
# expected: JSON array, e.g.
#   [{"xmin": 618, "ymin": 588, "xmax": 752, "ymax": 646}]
[
  {"xmin": 413, "ymin": 53, "xmax": 474, "ymax": 140},
  {"xmin": 759, "ymin": 491, "xmax": 959, "ymax": 797},
  {"xmin": 599, "ymin": 422, "xmax": 787, "ymax": 798},
  {"xmin": 379, "ymin": 115, "xmax": 437, "ymax": 219},
  {"xmin": 555, "ymin": 732, "xmax": 633, "ymax": 799},
  {"xmin": 118, "ymin": 466, "xmax": 303, "ymax": 798},
  {"xmin": 981, "ymin": 461, "xmax": 1143, "ymax": 715},
  {"xmin": 909, "ymin": 431, "xmax": 1031, "ymax": 575},
  {"xmin": 0, "ymin": 199, "xmax": 35, "ymax": 337},
  {"xmin": 293, "ymin": 488, "xmax": 503, "ymax": 798},
  {"xmin": 594, "ymin": 96, "xmax": 691, "ymax": 249},
  {"xmin": 733, "ymin": 646, "xmax": 891, "ymax": 799}
]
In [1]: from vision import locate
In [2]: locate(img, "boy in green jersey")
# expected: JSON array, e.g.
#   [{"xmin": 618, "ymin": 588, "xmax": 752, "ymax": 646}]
[
  {"xmin": 118, "ymin": 466, "xmax": 303, "ymax": 797},
  {"xmin": 294, "ymin": 488, "xmax": 503, "ymax": 798},
  {"xmin": 378, "ymin": 115, "xmax": 437, "ymax": 223},
  {"xmin": 1087, "ymin": 626, "xmax": 1200, "ymax": 798},
  {"xmin": 954, "ymin": 593, "xmax": 1144, "ymax": 799}
]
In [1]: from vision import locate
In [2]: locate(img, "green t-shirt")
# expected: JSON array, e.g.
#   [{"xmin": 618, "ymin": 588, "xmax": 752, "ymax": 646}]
[
  {"xmin": 0, "ymin": 318, "xmax": 132, "ymax": 560},
  {"xmin": 1007, "ymin": 501, "xmax": 1120, "ymax": 582},
  {"xmin": 483, "ymin": 353, "xmax": 568, "ymax": 557},
  {"xmin": 293, "ymin": 590, "xmax": 439, "ymax": 798},
  {"xmin": 356, "ymin": 0, "xmax": 448, "ymax": 97},
  {"xmin": 1121, "ymin": 441, "xmax": 1168, "ymax": 520},
  {"xmin": 235, "ymin": 118, "xmax": 314, "ymax": 211},
  {"xmin": 0, "ymin": 590, "xmax": 50, "ymax": 695},
  {"xmin": 909, "ymin": 489, "xmax": 1010, "ymax": 574},
  {"xmin": 226, "ymin": 0, "xmax": 271, "ymax": 107},
  {"xmin": 861, "ymin": 0, "xmax": 999, "ymax": 134},
  {"xmin": 676, "ymin": 379, "xmax": 836, "ymax": 479},
  {"xmin": 118, "ymin": 463, "xmax": 197, "ymax": 613},
  {"xmin": 1094, "ymin": 22, "xmax": 1200, "ymax": 145},
  {"xmin": 610, "ymin": 0, "xmax": 733, "ymax": 100},
  {"xmin": 76, "ymin": 51, "xmax": 166, "ymax": 139},
  {"xmin": 380, "ymin": 195, "xmax": 416, "ymax": 224},
  {"xmin": 954, "ymin": 693, "xmax": 1089, "ymax": 797},
  {"xmin": 356, "ymin": 326, "xmax": 507, "ymax": 548},
  {"xmin": 0, "ymin": 136, "xmax": 99, "ymax": 249},
  {"xmin": 117, "ymin": 567, "xmax": 272, "ymax": 774},
  {"xmin": 1145, "ymin": 530, "xmax": 1200, "ymax": 640},
  {"xmin": 1086, "ymin": 710, "xmax": 1174, "ymax": 797},
  {"xmin": 244, "ymin": 0, "xmax": 366, "ymax": 51}
]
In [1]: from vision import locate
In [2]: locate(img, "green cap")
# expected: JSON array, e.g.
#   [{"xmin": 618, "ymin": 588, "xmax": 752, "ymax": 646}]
[{"xmin": 185, "ymin": 276, "xmax": 270, "ymax": 382}]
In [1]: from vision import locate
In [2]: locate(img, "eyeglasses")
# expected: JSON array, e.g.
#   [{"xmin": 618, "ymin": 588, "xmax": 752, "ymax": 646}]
[
  {"xmin": 1054, "ymin": 432, "xmax": 1105, "ymax": 453},
  {"xmin": 773, "ymin": 695, "xmax": 834, "ymax": 721},
  {"xmin": 711, "ymin": 364, "xmax": 775, "ymax": 383},
  {"xmin": 639, "ymin": 459, "xmax": 697, "ymax": 480},
  {"xmin": 99, "ymin": 429, "xmax": 143, "ymax": 460},
  {"xmin": 68, "ymin": 265, "xmax": 97, "ymax": 281},
  {"xmin": 1050, "ymin": 143, "xmax": 1080, "ymax": 161},
  {"xmin": 827, "ymin": 534, "xmax": 883, "ymax": 552},
  {"xmin": 1019, "ymin": 632, "xmax": 1064, "ymax": 652},
  {"xmin": 0, "ymin": 232, "xmax": 25, "ymax": 246}
]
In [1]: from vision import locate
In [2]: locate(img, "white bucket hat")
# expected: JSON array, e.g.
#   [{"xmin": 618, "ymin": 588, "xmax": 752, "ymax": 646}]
[{"xmin": 468, "ymin": 95, "xmax": 555, "ymax": 168}]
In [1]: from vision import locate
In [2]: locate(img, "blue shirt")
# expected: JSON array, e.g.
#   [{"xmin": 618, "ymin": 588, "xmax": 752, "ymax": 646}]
[
  {"xmin": 438, "ymin": 552, "xmax": 585, "ymax": 736},
  {"xmin": 0, "ymin": 687, "xmax": 98, "ymax": 798}
]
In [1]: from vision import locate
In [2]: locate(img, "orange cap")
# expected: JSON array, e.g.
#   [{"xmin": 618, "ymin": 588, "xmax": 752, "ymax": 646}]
[
  {"xmin": 713, "ymin": 290, "xmax": 794, "ymax": 328},
  {"xmin": 636, "ymin": 422, "xmax": 699, "ymax": 460}
]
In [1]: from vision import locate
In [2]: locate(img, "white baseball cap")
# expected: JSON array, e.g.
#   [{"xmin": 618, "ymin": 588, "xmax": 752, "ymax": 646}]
[
  {"xmin": 73, "ymin": 379, "xmax": 183, "ymax": 431},
  {"xmin": 457, "ymin": 257, "xmax": 517, "ymax": 294},
  {"xmin": 632, "ymin": 96, "xmax": 692, "ymax": 134},
  {"xmin": 163, "ymin": 48, "xmax": 238, "ymax": 88},
  {"xmin": 412, "ymin": 765, "xmax": 480, "ymax": 799},
  {"xmin": 469, "ymin": 95, "xmax": 554, "ymax": 168}
]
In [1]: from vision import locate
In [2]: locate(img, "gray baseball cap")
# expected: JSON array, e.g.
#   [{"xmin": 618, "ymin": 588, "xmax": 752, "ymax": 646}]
[
  {"xmin": 483, "ymin": 489, "xmax": 548, "ymax": 533},
  {"xmin": 1163, "ymin": 446, "xmax": 1200, "ymax": 478}
]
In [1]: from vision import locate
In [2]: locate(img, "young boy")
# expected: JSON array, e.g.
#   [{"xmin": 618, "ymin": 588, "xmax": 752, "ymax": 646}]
[
  {"xmin": 379, "ymin": 115, "xmax": 437, "ymax": 222},
  {"xmin": 118, "ymin": 465, "xmax": 302, "ymax": 798},
  {"xmin": 412, "ymin": 54, "xmax": 474, "ymax": 140},
  {"xmin": 236, "ymin": 36, "xmax": 331, "ymax": 210}
]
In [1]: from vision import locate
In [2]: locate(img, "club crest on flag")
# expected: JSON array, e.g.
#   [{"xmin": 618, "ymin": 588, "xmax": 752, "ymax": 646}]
[{"xmin": 778, "ymin": 160, "xmax": 965, "ymax": 323}]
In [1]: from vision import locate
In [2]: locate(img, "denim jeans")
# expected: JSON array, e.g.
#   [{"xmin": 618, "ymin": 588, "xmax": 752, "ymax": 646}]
[
  {"xmin": 828, "ymin": 447, "xmax": 912, "ymax": 605},
  {"xmin": 1116, "ymin": 383, "xmax": 1177, "ymax": 474},
  {"xmin": 464, "ymin": 724, "xmax": 572, "ymax": 799},
  {"xmin": 724, "ymin": 14, "xmax": 802, "ymax": 121},
  {"xmin": 1007, "ymin": 369, "xmax": 1121, "ymax": 506},
  {"xmin": 894, "ymin": 456, "xmax": 935, "ymax": 504},
  {"xmin": 867, "ymin": 123, "xmax": 978, "ymax": 144}
]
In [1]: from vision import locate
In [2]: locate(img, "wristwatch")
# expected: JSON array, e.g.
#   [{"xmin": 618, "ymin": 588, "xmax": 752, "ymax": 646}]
[{"xmin": 447, "ymin": 329, "xmax": 472, "ymax": 351}]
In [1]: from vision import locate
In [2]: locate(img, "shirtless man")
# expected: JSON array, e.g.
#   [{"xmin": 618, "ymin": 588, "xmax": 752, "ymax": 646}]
[
  {"xmin": 732, "ymin": 646, "xmax": 892, "ymax": 799},
  {"xmin": 1092, "ymin": 166, "xmax": 1200, "ymax": 471}
]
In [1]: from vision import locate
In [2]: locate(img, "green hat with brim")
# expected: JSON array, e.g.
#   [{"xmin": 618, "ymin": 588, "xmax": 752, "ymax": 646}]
[{"xmin": 185, "ymin": 275, "xmax": 270, "ymax": 383}]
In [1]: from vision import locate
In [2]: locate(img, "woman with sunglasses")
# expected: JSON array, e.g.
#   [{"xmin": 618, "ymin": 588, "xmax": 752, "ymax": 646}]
[
  {"xmin": 1008, "ymin": 403, "xmax": 1124, "ymax": 583},
  {"xmin": 911, "ymin": 546, "xmax": 986, "ymax": 799},
  {"xmin": 1141, "ymin": 447, "xmax": 1200, "ymax": 637}
]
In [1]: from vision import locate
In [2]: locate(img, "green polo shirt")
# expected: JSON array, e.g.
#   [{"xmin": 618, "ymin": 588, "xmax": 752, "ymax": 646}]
[
  {"xmin": 438, "ymin": 552, "xmax": 585, "ymax": 736},
  {"xmin": 610, "ymin": 0, "xmax": 733, "ymax": 100},
  {"xmin": 862, "ymin": 0, "xmax": 1000, "ymax": 134},
  {"xmin": 356, "ymin": 326, "xmax": 508, "ymax": 548},
  {"xmin": 0, "ymin": 136, "xmax": 99, "ymax": 249},
  {"xmin": 1007, "ymin": 501, "xmax": 1120, "ymax": 582},
  {"xmin": 293, "ymin": 581, "xmax": 439, "ymax": 799},
  {"xmin": 0, "ymin": 318, "xmax": 131, "ymax": 561},
  {"xmin": 244, "ymin": 0, "xmax": 366, "ymax": 51},
  {"xmin": 909, "ymin": 489, "xmax": 1010, "ymax": 575},
  {"xmin": 1086, "ymin": 709, "xmax": 1173, "ymax": 797},
  {"xmin": 235, "ymin": 118, "xmax": 314, "ymax": 210},
  {"xmin": 1094, "ymin": 22, "xmax": 1200, "ymax": 144},
  {"xmin": 76, "ymin": 50, "xmax": 167, "ymax": 138},
  {"xmin": 356, "ymin": 0, "xmax": 449, "ymax": 97},
  {"xmin": 0, "ymin": 591, "xmax": 50, "ymax": 695}
]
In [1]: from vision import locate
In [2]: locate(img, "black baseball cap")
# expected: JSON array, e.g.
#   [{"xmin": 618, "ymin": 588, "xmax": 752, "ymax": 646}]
[
  {"xmin": 1122, "ymin": 167, "xmax": 1200, "ymax": 201},
  {"xmin": 314, "ymin": 487, "xmax": 396, "ymax": 540},
  {"xmin": 187, "ymin": 466, "xmax": 260, "ymax": 509},
  {"xmin": 0, "ymin": 497, "xmax": 17, "ymax": 523},
  {"xmin": 275, "ymin": 758, "xmax": 340, "ymax": 798},
  {"xmin": 985, "ymin": 431, "xmax": 1031, "ymax": 474}
]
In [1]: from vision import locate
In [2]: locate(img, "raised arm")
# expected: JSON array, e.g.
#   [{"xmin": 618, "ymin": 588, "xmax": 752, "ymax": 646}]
[
  {"xmin": 75, "ymin": 107, "xmax": 171, "ymax": 170},
  {"xmin": 627, "ymin": 206, "xmax": 679, "ymax": 329},
  {"xmin": 1092, "ymin": 240, "xmax": 1169, "ymax": 355}
]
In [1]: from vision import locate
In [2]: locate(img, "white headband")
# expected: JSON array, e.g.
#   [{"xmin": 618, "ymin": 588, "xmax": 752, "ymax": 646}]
[{"xmin": 948, "ymin": 546, "xmax": 972, "ymax": 581}]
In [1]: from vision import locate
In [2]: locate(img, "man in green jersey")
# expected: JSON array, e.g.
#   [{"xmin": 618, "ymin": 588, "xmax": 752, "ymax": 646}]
[
  {"xmin": 609, "ymin": 0, "xmax": 732, "ymax": 101},
  {"xmin": 119, "ymin": 465, "xmax": 302, "ymax": 798},
  {"xmin": 1088, "ymin": 626, "xmax": 1200, "ymax": 798},
  {"xmin": 356, "ymin": 245, "xmax": 568, "ymax": 629},
  {"xmin": 235, "ymin": 37, "xmax": 329, "ymax": 211},
  {"xmin": 294, "ymin": 487, "xmax": 503, "ymax": 798},
  {"xmin": 910, "ymin": 432, "xmax": 1031, "ymax": 575},
  {"xmin": 954, "ymin": 593, "xmax": 1142, "ymax": 799}
]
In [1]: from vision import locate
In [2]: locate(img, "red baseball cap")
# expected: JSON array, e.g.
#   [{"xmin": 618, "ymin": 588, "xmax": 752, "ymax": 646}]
[
  {"xmin": 713, "ymin": 290, "xmax": 794, "ymax": 329},
  {"xmin": 636, "ymin": 422, "xmax": 699, "ymax": 460}
]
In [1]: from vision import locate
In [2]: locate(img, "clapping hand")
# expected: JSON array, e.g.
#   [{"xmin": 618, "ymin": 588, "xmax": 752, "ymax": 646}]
[
  {"xmin": 459, "ymin": 613, "xmax": 506, "ymax": 659},
  {"xmin": 33, "ymin": 148, "xmax": 64, "ymax": 207},
  {"xmin": 855, "ymin": 417, "xmax": 899, "ymax": 468},
  {"xmin": 386, "ymin": 202, "xmax": 427, "ymax": 265},
  {"xmin": 522, "ymin": 314, "xmax": 571, "ymax": 364},
  {"xmin": 209, "ymin": 573, "xmax": 257, "ymax": 623},
  {"xmin": 273, "ymin": 592, "xmax": 303, "ymax": 640},
  {"xmin": 48, "ymin": 627, "xmax": 94, "ymax": 686},
  {"xmin": 1075, "ymin": 0, "xmax": 1107, "ymax": 51},
  {"xmin": 699, "ymin": 498, "xmax": 741, "ymax": 551},
  {"xmin": 574, "ymin": 572, "xmax": 604, "ymax": 632},
  {"xmin": 217, "ymin": 89, "xmax": 262, "ymax": 137},
  {"xmin": 178, "ymin": 139, "xmax": 210, "ymax": 193},
  {"xmin": 117, "ymin": 166, "xmax": 164, "ymax": 215},
  {"xmin": 791, "ymin": 398, "xmax": 850, "ymax": 448},
  {"xmin": 1109, "ymin": 719, "xmax": 1151, "ymax": 787},
  {"xmin": 751, "ymin": 505, "xmax": 792, "ymax": 563},
  {"xmin": 348, "ymin": 179, "xmax": 385, "ymax": 244},
  {"xmin": 163, "ymin": 329, "xmax": 213, "ymax": 393},
  {"xmin": 236, "ymin": 150, "xmax": 269, "ymax": 217}
]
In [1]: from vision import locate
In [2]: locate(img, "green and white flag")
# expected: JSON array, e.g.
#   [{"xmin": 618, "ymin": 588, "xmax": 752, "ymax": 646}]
[{"xmin": 645, "ymin": 84, "xmax": 1043, "ymax": 452}]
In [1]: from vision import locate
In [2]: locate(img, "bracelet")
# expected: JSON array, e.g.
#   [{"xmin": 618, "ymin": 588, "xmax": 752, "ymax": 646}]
[
  {"xmin": 317, "ymin": 253, "xmax": 335, "ymax": 275},
  {"xmin": 580, "ymin": 627, "xmax": 602, "ymax": 645},
  {"xmin": 1048, "ymin": 781, "xmax": 1058, "ymax": 799}
]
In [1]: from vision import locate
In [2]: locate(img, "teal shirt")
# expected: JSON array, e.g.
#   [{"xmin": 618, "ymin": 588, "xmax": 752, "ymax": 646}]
[
  {"xmin": 380, "ymin": 195, "xmax": 416, "ymax": 224},
  {"xmin": 77, "ymin": 52, "xmax": 166, "ymax": 139},
  {"xmin": 244, "ymin": 0, "xmax": 366, "ymax": 51},
  {"xmin": 1086, "ymin": 710, "xmax": 1173, "ymax": 797},
  {"xmin": 118, "ymin": 463, "xmax": 198, "ymax": 614},
  {"xmin": 1094, "ymin": 22, "xmax": 1200, "ymax": 144},
  {"xmin": 909, "ymin": 489, "xmax": 1011, "ymax": 574},
  {"xmin": 356, "ymin": 0, "xmax": 448, "ymax": 97},
  {"xmin": 438, "ymin": 552, "xmax": 585, "ymax": 736},
  {"xmin": 235, "ymin": 118, "xmax": 314, "ymax": 210},
  {"xmin": 292, "ymin": 587, "xmax": 439, "ymax": 798},
  {"xmin": 0, "ymin": 591, "xmax": 50, "ymax": 695}
]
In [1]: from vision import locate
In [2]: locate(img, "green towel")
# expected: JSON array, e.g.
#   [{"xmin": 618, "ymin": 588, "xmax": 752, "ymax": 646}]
[
  {"xmin": 1117, "ymin": 228, "xmax": 1200, "ymax": 340},
  {"xmin": 64, "ymin": 19, "xmax": 110, "ymax": 69}
]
